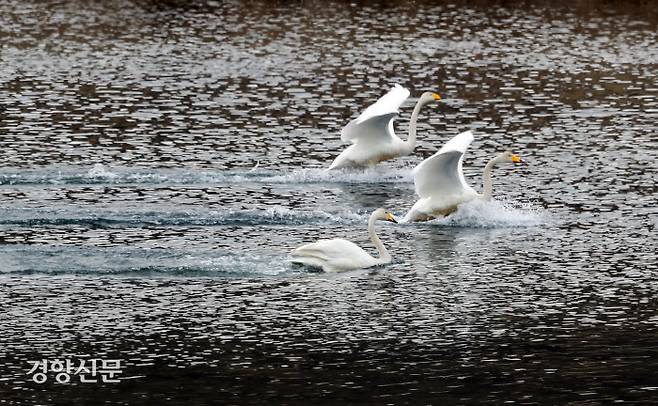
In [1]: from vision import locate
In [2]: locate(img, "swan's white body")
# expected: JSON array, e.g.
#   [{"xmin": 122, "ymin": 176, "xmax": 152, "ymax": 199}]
[
  {"xmin": 291, "ymin": 208, "xmax": 396, "ymax": 272},
  {"xmin": 403, "ymin": 131, "xmax": 522, "ymax": 222},
  {"xmin": 291, "ymin": 239, "xmax": 386, "ymax": 272},
  {"xmin": 329, "ymin": 85, "xmax": 440, "ymax": 169}
]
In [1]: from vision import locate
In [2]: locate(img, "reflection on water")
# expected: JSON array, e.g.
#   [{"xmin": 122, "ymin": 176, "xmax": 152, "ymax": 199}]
[{"xmin": 1, "ymin": 0, "xmax": 658, "ymax": 403}]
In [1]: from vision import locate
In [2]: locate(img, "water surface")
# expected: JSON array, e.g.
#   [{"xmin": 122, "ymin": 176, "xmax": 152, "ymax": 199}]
[{"xmin": 1, "ymin": 0, "xmax": 657, "ymax": 403}]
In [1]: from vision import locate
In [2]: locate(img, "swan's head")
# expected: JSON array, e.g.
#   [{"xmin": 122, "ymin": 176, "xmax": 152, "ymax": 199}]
[
  {"xmin": 498, "ymin": 150, "xmax": 523, "ymax": 165},
  {"xmin": 373, "ymin": 208, "xmax": 398, "ymax": 223},
  {"xmin": 419, "ymin": 91, "xmax": 441, "ymax": 106}
]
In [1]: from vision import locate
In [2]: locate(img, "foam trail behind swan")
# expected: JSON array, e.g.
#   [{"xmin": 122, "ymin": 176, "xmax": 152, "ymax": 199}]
[{"xmin": 0, "ymin": 165, "xmax": 414, "ymax": 186}]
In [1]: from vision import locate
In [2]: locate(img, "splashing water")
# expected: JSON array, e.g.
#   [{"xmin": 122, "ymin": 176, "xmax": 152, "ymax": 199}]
[
  {"xmin": 0, "ymin": 165, "xmax": 414, "ymax": 186},
  {"xmin": 86, "ymin": 163, "xmax": 119, "ymax": 180},
  {"xmin": 427, "ymin": 198, "xmax": 546, "ymax": 228},
  {"xmin": 0, "ymin": 206, "xmax": 370, "ymax": 228},
  {"xmin": 2, "ymin": 1, "xmax": 658, "ymax": 404},
  {"xmin": 265, "ymin": 166, "xmax": 414, "ymax": 184}
]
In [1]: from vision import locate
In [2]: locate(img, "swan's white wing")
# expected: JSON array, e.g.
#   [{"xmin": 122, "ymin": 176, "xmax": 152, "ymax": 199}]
[
  {"xmin": 412, "ymin": 130, "xmax": 475, "ymax": 198},
  {"xmin": 341, "ymin": 84, "xmax": 410, "ymax": 144},
  {"xmin": 340, "ymin": 113, "xmax": 398, "ymax": 146},
  {"xmin": 292, "ymin": 238, "xmax": 375, "ymax": 270},
  {"xmin": 292, "ymin": 238, "xmax": 369, "ymax": 262}
]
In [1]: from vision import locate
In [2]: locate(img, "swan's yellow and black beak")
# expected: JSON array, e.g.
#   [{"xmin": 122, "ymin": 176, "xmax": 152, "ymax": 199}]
[
  {"xmin": 431, "ymin": 93, "xmax": 441, "ymax": 102},
  {"xmin": 511, "ymin": 154, "xmax": 523, "ymax": 165},
  {"xmin": 385, "ymin": 212, "xmax": 398, "ymax": 223}
]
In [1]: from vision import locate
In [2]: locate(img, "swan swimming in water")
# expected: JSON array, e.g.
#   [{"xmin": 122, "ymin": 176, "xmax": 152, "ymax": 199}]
[
  {"xmin": 403, "ymin": 130, "xmax": 523, "ymax": 222},
  {"xmin": 329, "ymin": 85, "xmax": 441, "ymax": 170},
  {"xmin": 291, "ymin": 208, "xmax": 398, "ymax": 272}
]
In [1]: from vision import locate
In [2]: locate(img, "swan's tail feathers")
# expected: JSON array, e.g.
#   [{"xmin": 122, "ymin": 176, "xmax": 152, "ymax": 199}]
[
  {"xmin": 401, "ymin": 211, "xmax": 438, "ymax": 223},
  {"xmin": 401, "ymin": 199, "xmax": 426, "ymax": 223},
  {"xmin": 328, "ymin": 155, "xmax": 343, "ymax": 170},
  {"xmin": 401, "ymin": 210, "xmax": 423, "ymax": 223},
  {"xmin": 291, "ymin": 245, "xmax": 330, "ymax": 262},
  {"xmin": 290, "ymin": 256, "xmax": 326, "ymax": 271},
  {"xmin": 402, "ymin": 199, "xmax": 442, "ymax": 223},
  {"xmin": 290, "ymin": 246, "xmax": 330, "ymax": 271},
  {"xmin": 328, "ymin": 148, "xmax": 354, "ymax": 170}
]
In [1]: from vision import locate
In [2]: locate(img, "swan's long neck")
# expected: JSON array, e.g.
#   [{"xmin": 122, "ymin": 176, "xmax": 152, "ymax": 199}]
[
  {"xmin": 482, "ymin": 157, "xmax": 498, "ymax": 201},
  {"xmin": 368, "ymin": 214, "xmax": 391, "ymax": 263},
  {"xmin": 402, "ymin": 99, "xmax": 425, "ymax": 154}
]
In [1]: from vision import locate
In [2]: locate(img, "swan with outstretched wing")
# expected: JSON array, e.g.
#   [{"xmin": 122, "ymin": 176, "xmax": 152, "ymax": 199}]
[
  {"xmin": 403, "ymin": 130, "xmax": 522, "ymax": 222},
  {"xmin": 329, "ymin": 85, "xmax": 441, "ymax": 169}
]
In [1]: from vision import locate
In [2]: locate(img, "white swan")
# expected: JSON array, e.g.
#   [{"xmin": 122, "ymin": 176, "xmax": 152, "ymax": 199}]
[
  {"xmin": 402, "ymin": 130, "xmax": 522, "ymax": 222},
  {"xmin": 329, "ymin": 85, "xmax": 441, "ymax": 169},
  {"xmin": 291, "ymin": 208, "xmax": 397, "ymax": 272}
]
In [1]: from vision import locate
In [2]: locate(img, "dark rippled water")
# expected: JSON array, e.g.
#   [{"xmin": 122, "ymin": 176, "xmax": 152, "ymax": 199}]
[{"xmin": 1, "ymin": 0, "xmax": 657, "ymax": 403}]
